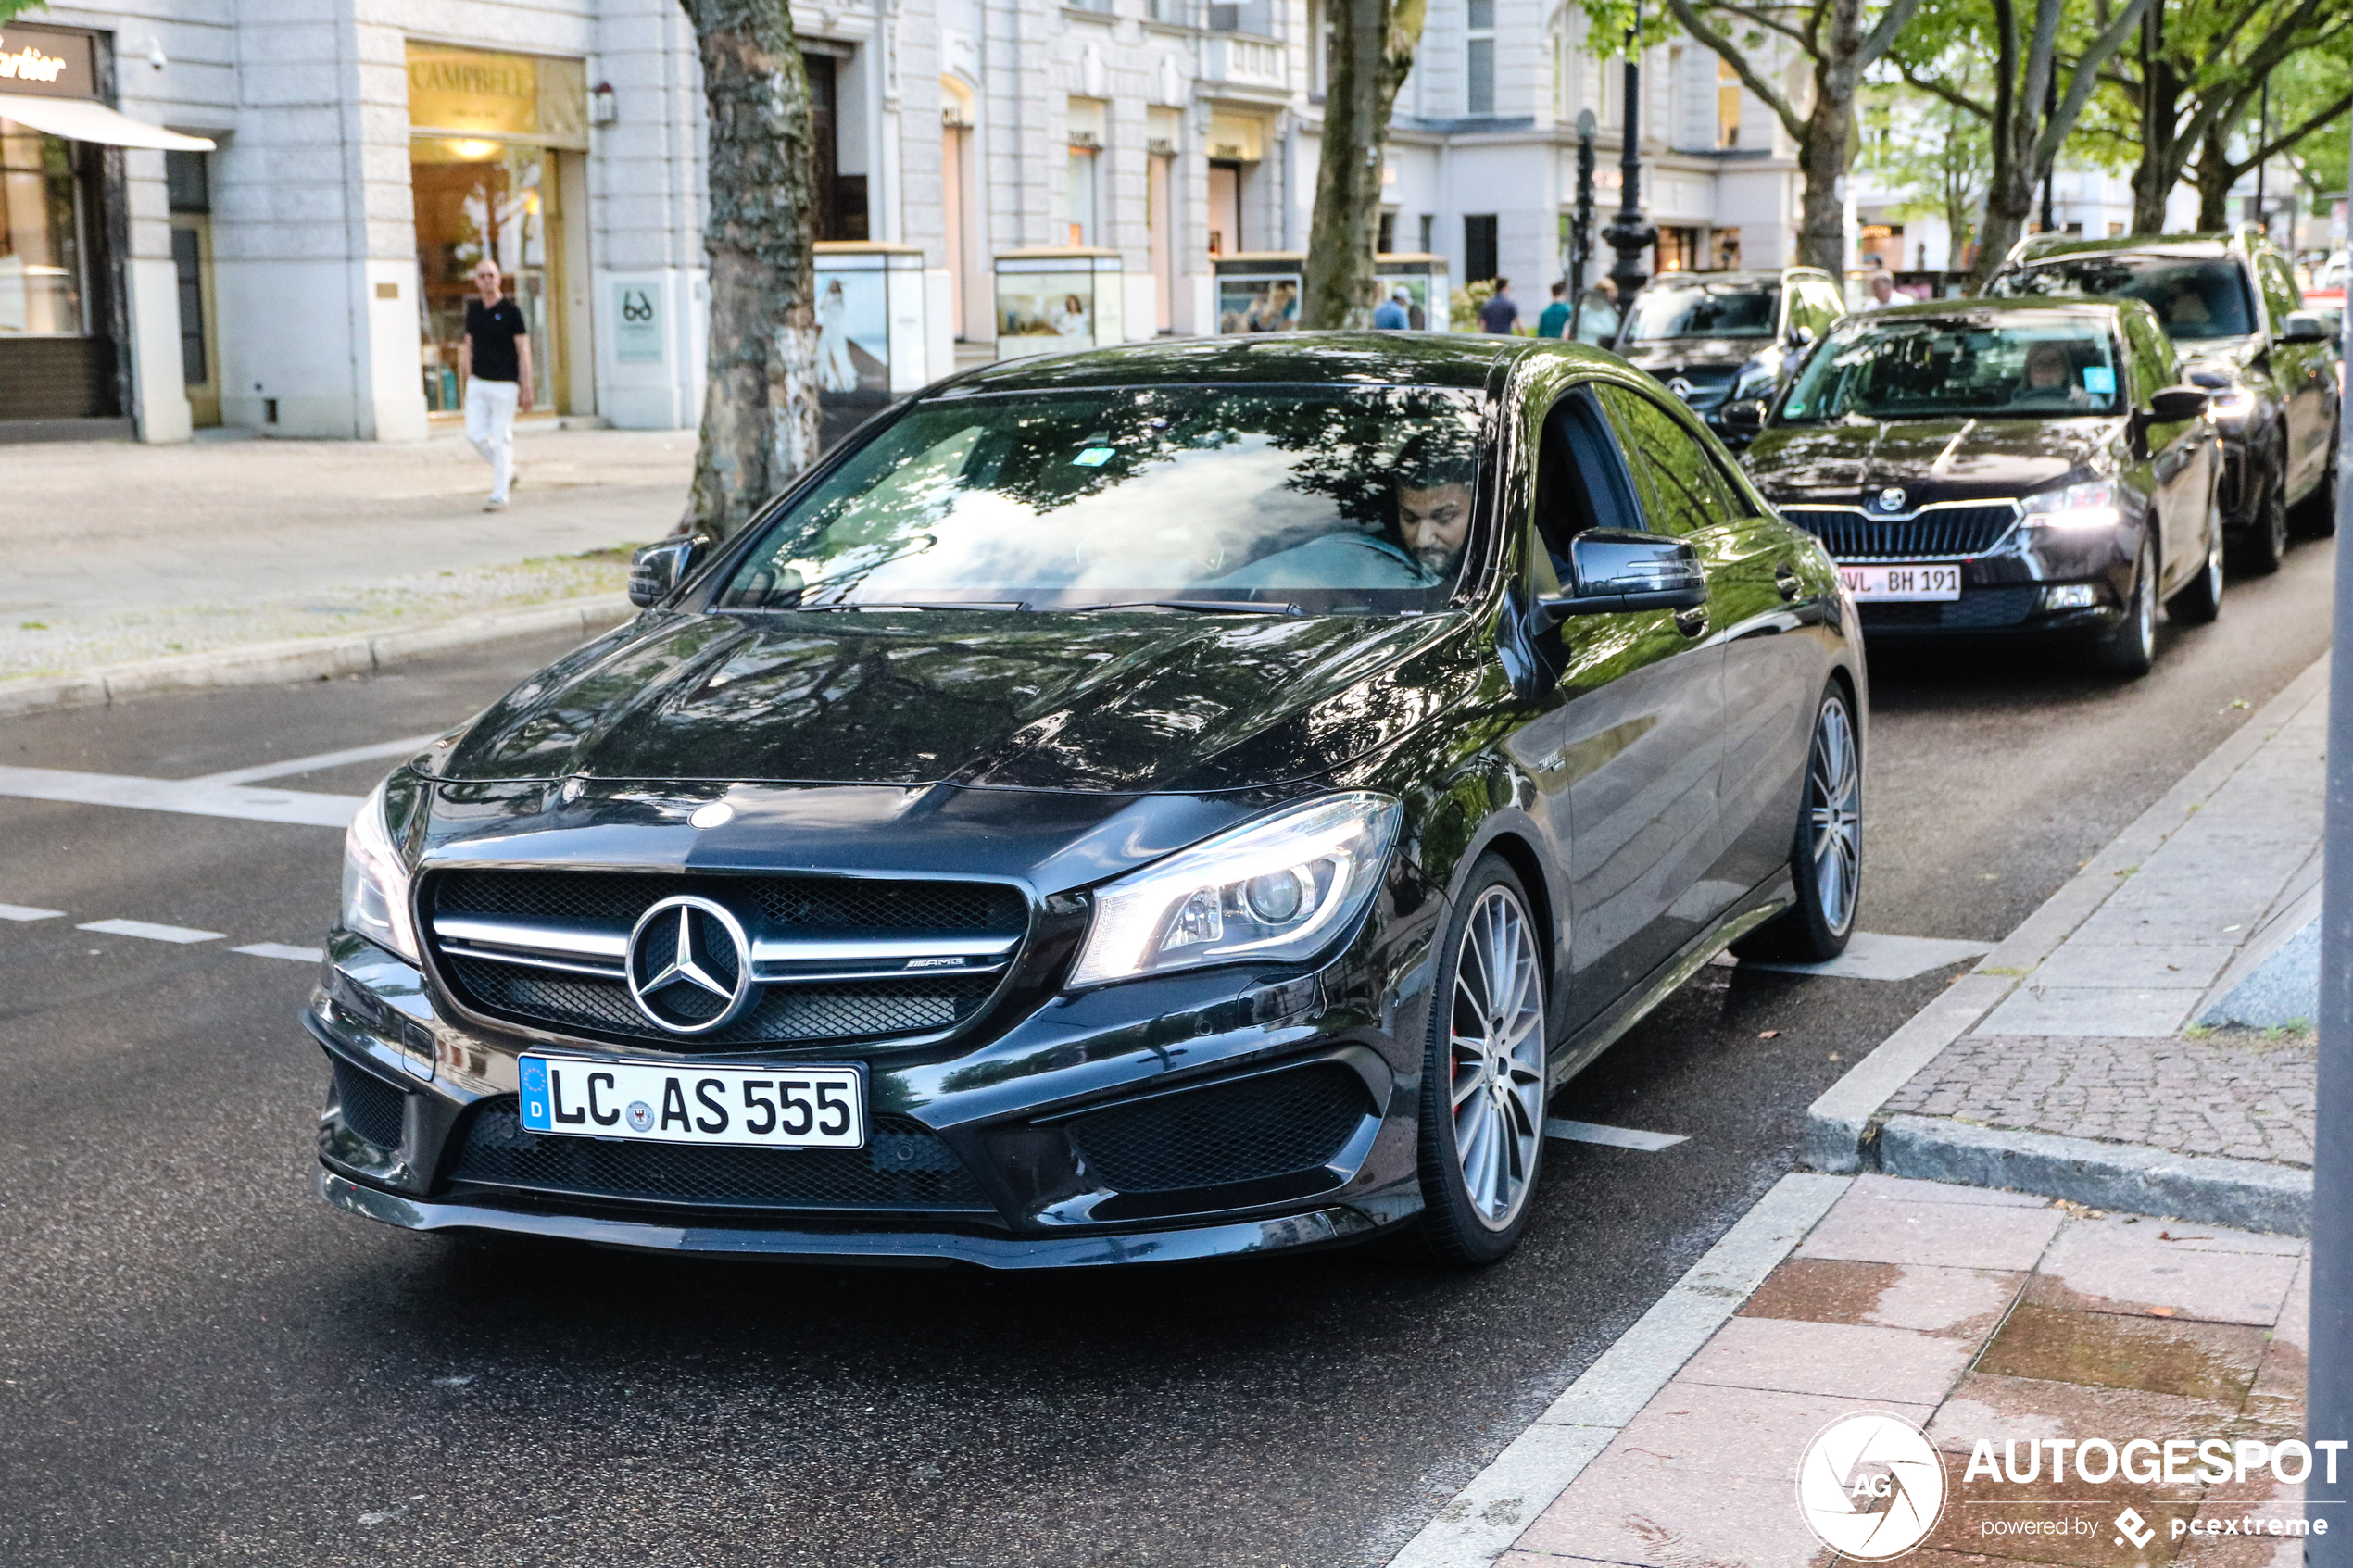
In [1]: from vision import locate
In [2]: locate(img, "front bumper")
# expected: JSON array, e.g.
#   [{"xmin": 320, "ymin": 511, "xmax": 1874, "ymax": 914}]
[{"xmin": 309, "ymin": 900, "xmax": 1439, "ymax": 1265}]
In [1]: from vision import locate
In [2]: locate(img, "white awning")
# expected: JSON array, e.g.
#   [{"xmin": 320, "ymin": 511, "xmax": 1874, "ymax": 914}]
[{"xmin": 0, "ymin": 93, "xmax": 215, "ymax": 151}]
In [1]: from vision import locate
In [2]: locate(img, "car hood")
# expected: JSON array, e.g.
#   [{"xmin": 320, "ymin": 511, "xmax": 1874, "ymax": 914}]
[
  {"xmin": 434, "ymin": 608, "xmax": 1470, "ymax": 795},
  {"xmin": 1619, "ymin": 340, "xmax": 1767, "ymax": 372},
  {"xmin": 2179, "ymin": 334, "xmax": 2264, "ymax": 382},
  {"xmin": 1743, "ymin": 415, "xmax": 2117, "ymax": 505}
]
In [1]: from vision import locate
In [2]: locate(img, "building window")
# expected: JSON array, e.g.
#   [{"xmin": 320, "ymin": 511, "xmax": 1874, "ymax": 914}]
[
  {"xmin": 1208, "ymin": 161, "xmax": 1243, "ymax": 255},
  {"xmin": 804, "ymin": 54, "xmax": 870, "ymax": 242},
  {"xmin": 1068, "ymin": 147, "xmax": 1100, "ymax": 245},
  {"xmin": 1378, "ymin": 210, "xmax": 1396, "ymax": 253},
  {"xmin": 1466, "ymin": 0, "xmax": 1495, "ymax": 116},
  {"xmin": 1666, "ymin": 45, "xmax": 1684, "ymax": 145},
  {"xmin": 1418, "ymin": 212, "xmax": 1434, "ymax": 253},
  {"xmin": 1465, "ymin": 213, "xmax": 1498, "ymax": 283},
  {"xmin": 0, "ymin": 122, "xmax": 88, "ymax": 335},
  {"xmin": 1656, "ymin": 225, "xmax": 1698, "ymax": 273},
  {"xmin": 1717, "ymin": 58, "xmax": 1741, "ymax": 147}
]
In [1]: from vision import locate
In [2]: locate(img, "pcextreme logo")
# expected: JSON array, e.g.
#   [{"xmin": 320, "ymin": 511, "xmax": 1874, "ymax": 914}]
[{"xmin": 1797, "ymin": 1411, "xmax": 1948, "ymax": 1560}]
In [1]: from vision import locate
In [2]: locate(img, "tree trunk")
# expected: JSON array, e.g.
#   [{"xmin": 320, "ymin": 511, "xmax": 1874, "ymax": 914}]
[
  {"xmin": 679, "ymin": 0, "xmax": 822, "ymax": 540},
  {"xmin": 2192, "ymin": 119, "xmax": 2242, "ymax": 231},
  {"xmin": 2127, "ymin": 7, "xmax": 2183, "ymax": 234},
  {"xmin": 1793, "ymin": 97, "xmax": 1853, "ymax": 275},
  {"xmin": 1301, "ymin": 0, "xmax": 1425, "ymax": 329}
]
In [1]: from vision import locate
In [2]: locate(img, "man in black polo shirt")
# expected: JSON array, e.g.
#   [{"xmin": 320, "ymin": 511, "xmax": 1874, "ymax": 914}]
[{"xmin": 460, "ymin": 258, "xmax": 534, "ymax": 511}]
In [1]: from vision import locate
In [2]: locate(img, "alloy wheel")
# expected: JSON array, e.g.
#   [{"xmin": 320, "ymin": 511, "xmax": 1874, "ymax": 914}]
[
  {"xmin": 1447, "ymin": 886, "xmax": 1546, "ymax": 1232},
  {"xmin": 1806, "ymin": 697, "xmax": 1862, "ymax": 938}
]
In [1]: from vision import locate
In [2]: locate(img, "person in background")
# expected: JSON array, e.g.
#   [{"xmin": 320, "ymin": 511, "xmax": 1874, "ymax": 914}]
[
  {"xmin": 1571, "ymin": 276, "xmax": 1620, "ymax": 346},
  {"xmin": 460, "ymin": 258, "xmax": 532, "ymax": 513},
  {"xmin": 1865, "ymin": 273, "xmax": 1897, "ymax": 310},
  {"xmin": 1373, "ymin": 283, "xmax": 1413, "ymax": 331},
  {"xmin": 1478, "ymin": 278, "xmax": 1520, "ymax": 334},
  {"xmin": 1537, "ymin": 280, "xmax": 1572, "ymax": 339}
]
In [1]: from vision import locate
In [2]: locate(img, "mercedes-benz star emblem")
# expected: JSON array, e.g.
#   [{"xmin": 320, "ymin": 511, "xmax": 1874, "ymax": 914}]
[
  {"xmin": 1874, "ymin": 486, "xmax": 1907, "ymax": 513},
  {"xmin": 624, "ymin": 895, "xmax": 759, "ymax": 1035},
  {"xmin": 1667, "ymin": 376, "xmax": 1695, "ymax": 399}
]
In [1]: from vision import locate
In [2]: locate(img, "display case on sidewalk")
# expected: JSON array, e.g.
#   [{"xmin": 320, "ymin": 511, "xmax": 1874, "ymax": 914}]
[
  {"xmin": 1213, "ymin": 253, "xmax": 1303, "ymax": 333},
  {"xmin": 992, "ymin": 248, "xmax": 1124, "ymax": 358},
  {"xmin": 1375, "ymin": 253, "xmax": 1451, "ymax": 331},
  {"xmin": 813, "ymin": 242, "xmax": 933, "ymax": 445}
]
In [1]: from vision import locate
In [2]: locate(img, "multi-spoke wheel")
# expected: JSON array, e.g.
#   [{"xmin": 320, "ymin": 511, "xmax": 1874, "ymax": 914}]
[
  {"xmin": 1731, "ymin": 685, "xmax": 1862, "ymax": 964},
  {"xmin": 2092, "ymin": 533, "xmax": 2158, "ymax": 676},
  {"xmin": 1416, "ymin": 856, "xmax": 1548, "ymax": 1263}
]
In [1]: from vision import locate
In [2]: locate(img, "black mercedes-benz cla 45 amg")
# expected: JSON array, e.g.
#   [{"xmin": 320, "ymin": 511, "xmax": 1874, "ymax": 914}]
[{"xmin": 314, "ymin": 334, "xmax": 1864, "ymax": 1269}]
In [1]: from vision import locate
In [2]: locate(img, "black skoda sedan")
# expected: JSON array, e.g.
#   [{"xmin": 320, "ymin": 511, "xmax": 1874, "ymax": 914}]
[
  {"xmin": 1739, "ymin": 299, "xmax": 2221, "ymax": 676},
  {"xmin": 314, "ymin": 334, "xmax": 1862, "ymax": 1269}
]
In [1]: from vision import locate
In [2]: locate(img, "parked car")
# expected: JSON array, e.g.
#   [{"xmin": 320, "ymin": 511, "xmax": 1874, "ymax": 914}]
[
  {"xmin": 1611, "ymin": 268, "xmax": 1847, "ymax": 445},
  {"xmin": 1739, "ymin": 298, "xmax": 2221, "ymax": 677},
  {"xmin": 1988, "ymin": 227, "xmax": 2340, "ymax": 571},
  {"xmin": 315, "ymin": 334, "xmax": 1863, "ymax": 1271}
]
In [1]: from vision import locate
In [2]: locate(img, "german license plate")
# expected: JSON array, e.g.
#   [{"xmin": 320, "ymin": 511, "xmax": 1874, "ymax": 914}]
[
  {"xmin": 1839, "ymin": 563, "xmax": 1961, "ymax": 600},
  {"xmin": 518, "ymin": 1056, "xmax": 865, "ymax": 1149}
]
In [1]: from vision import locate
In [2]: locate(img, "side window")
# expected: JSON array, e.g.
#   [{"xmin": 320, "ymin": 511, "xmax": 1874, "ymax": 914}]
[
  {"xmin": 2123, "ymin": 314, "xmax": 2172, "ymax": 403},
  {"xmin": 1534, "ymin": 388, "xmax": 1642, "ymax": 571},
  {"xmin": 2258, "ymin": 257, "xmax": 2301, "ymax": 332},
  {"xmin": 1595, "ymin": 384, "xmax": 1742, "ymax": 536},
  {"xmin": 1806, "ymin": 281, "xmax": 1844, "ymax": 332}
]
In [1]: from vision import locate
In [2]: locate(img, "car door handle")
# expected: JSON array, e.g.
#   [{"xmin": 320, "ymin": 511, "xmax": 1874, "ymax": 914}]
[
  {"xmin": 1674, "ymin": 604, "xmax": 1708, "ymax": 636},
  {"xmin": 1773, "ymin": 562, "xmax": 1803, "ymax": 601}
]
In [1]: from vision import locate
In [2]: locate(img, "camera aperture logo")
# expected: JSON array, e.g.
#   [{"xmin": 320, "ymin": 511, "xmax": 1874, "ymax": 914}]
[{"xmin": 1797, "ymin": 1411, "xmax": 1948, "ymax": 1560}]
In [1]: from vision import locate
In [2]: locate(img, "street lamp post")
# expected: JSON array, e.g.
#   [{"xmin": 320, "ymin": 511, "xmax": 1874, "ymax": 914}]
[
  {"xmin": 1572, "ymin": 108, "xmax": 1597, "ymax": 301},
  {"xmin": 1601, "ymin": 15, "xmax": 1656, "ymax": 301}
]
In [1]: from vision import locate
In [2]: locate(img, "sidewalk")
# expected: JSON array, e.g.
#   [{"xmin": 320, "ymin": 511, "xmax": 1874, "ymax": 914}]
[
  {"xmin": 0, "ymin": 425, "xmax": 690, "ymax": 692},
  {"xmin": 1397, "ymin": 1174, "xmax": 2310, "ymax": 1568},
  {"xmin": 1808, "ymin": 657, "xmax": 2328, "ymax": 1234}
]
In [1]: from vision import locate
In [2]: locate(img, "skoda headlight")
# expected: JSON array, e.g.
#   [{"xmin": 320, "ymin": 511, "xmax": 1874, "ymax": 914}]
[
  {"xmin": 340, "ymin": 778, "xmax": 420, "ymax": 962},
  {"xmin": 1068, "ymin": 792, "xmax": 1403, "ymax": 987},
  {"xmin": 2021, "ymin": 478, "xmax": 2121, "ymax": 530},
  {"xmin": 1731, "ymin": 361, "xmax": 1778, "ymax": 401}
]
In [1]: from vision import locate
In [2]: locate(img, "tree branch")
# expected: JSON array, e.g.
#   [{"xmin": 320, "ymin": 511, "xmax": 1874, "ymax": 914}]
[
  {"xmin": 2240, "ymin": 90, "xmax": 2353, "ymax": 170},
  {"xmin": 1856, "ymin": 0, "xmax": 1927, "ymax": 66},
  {"xmin": 1703, "ymin": 1, "xmax": 1809, "ymax": 46},
  {"xmin": 1896, "ymin": 59, "xmax": 1991, "ymax": 119},
  {"xmin": 1667, "ymin": 0, "xmax": 1806, "ymax": 138},
  {"xmin": 2032, "ymin": 0, "xmax": 2150, "ymax": 170}
]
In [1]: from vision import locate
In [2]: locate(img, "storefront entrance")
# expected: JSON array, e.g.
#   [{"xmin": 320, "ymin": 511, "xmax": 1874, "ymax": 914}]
[{"xmin": 404, "ymin": 44, "xmax": 586, "ymax": 417}]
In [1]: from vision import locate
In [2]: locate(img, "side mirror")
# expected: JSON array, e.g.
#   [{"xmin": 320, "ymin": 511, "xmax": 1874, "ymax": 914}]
[
  {"xmin": 1720, "ymin": 399, "xmax": 1767, "ymax": 434},
  {"xmin": 1539, "ymin": 530, "xmax": 1707, "ymax": 621},
  {"xmin": 1788, "ymin": 323, "xmax": 1817, "ymax": 349},
  {"xmin": 2147, "ymin": 385, "xmax": 2211, "ymax": 421},
  {"xmin": 2280, "ymin": 311, "xmax": 2332, "ymax": 345},
  {"xmin": 628, "ymin": 537, "xmax": 706, "ymax": 607}
]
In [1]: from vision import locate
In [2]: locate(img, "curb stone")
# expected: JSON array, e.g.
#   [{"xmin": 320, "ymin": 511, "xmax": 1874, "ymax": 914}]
[
  {"xmin": 1800, "ymin": 652, "xmax": 2330, "ymax": 1223},
  {"xmin": 0, "ymin": 596, "xmax": 636, "ymax": 720},
  {"xmin": 1876, "ymin": 1114, "xmax": 2312, "ymax": 1236}
]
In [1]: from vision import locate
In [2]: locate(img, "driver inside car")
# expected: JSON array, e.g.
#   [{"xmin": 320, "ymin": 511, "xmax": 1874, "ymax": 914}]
[
  {"xmin": 2011, "ymin": 340, "xmax": 2095, "ymax": 409},
  {"xmin": 1209, "ymin": 442, "xmax": 1478, "ymax": 590}
]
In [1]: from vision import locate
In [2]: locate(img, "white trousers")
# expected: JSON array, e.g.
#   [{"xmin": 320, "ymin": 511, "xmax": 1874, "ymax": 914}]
[{"xmin": 464, "ymin": 378, "xmax": 520, "ymax": 502}]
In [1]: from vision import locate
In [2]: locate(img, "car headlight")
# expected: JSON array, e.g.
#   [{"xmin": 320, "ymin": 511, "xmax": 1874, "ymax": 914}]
[
  {"xmin": 2207, "ymin": 385, "xmax": 2256, "ymax": 420},
  {"xmin": 1067, "ymin": 792, "xmax": 1403, "ymax": 987},
  {"xmin": 2021, "ymin": 478, "xmax": 2121, "ymax": 530},
  {"xmin": 340, "ymin": 778, "xmax": 420, "ymax": 962},
  {"xmin": 1731, "ymin": 362, "xmax": 1778, "ymax": 401}
]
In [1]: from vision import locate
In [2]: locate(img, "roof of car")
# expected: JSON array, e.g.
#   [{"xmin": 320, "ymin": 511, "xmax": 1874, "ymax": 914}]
[
  {"xmin": 1837, "ymin": 296, "xmax": 2144, "ymax": 327},
  {"xmin": 934, "ymin": 331, "xmax": 1616, "ymax": 395},
  {"xmin": 2010, "ymin": 232, "xmax": 2244, "ymax": 265},
  {"xmin": 1639, "ymin": 269, "xmax": 1821, "ymax": 289}
]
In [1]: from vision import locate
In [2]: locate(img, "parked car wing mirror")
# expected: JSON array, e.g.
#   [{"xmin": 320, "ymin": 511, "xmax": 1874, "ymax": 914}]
[
  {"xmin": 1539, "ymin": 529, "xmax": 1707, "ymax": 621},
  {"xmin": 1720, "ymin": 399, "xmax": 1767, "ymax": 434},
  {"xmin": 1788, "ymin": 323, "xmax": 1817, "ymax": 349},
  {"xmin": 629, "ymin": 537, "xmax": 706, "ymax": 607},
  {"xmin": 2146, "ymin": 385, "xmax": 2211, "ymax": 421},
  {"xmin": 2280, "ymin": 311, "xmax": 2332, "ymax": 345}
]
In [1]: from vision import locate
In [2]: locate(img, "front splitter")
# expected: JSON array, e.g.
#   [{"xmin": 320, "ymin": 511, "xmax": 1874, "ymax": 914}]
[{"xmin": 316, "ymin": 1167, "xmax": 1396, "ymax": 1269}]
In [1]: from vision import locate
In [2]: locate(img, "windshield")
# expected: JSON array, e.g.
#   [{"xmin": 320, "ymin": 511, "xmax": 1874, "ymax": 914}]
[
  {"xmin": 1989, "ymin": 256, "xmax": 2256, "ymax": 340},
  {"xmin": 715, "ymin": 385, "xmax": 1486, "ymax": 613},
  {"xmin": 1779, "ymin": 318, "xmax": 2124, "ymax": 421},
  {"xmin": 1625, "ymin": 282, "xmax": 1779, "ymax": 342}
]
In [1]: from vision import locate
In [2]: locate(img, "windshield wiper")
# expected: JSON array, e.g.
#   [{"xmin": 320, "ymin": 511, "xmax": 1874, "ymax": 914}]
[
  {"xmin": 778, "ymin": 600, "xmax": 1026, "ymax": 612},
  {"xmin": 1061, "ymin": 600, "xmax": 1302, "ymax": 616}
]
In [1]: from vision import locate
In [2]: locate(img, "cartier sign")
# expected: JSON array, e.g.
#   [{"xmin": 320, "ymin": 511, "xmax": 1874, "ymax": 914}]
[{"xmin": 0, "ymin": 23, "xmax": 98, "ymax": 101}]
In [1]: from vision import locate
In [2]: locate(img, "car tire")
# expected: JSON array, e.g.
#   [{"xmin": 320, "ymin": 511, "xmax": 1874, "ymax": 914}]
[
  {"xmin": 2166, "ymin": 495, "xmax": 2224, "ymax": 627},
  {"xmin": 1415, "ymin": 855, "xmax": 1548, "ymax": 1266},
  {"xmin": 2092, "ymin": 533, "xmax": 2158, "ymax": 677},
  {"xmin": 2233, "ymin": 460, "xmax": 2290, "ymax": 573},
  {"xmin": 1730, "ymin": 684, "xmax": 1861, "ymax": 965},
  {"xmin": 2291, "ymin": 445, "xmax": 2338, "ymax": 540}
]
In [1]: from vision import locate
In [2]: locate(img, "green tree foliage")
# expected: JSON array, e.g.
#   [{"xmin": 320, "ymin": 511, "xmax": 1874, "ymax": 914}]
[
  {"xmin": 0, "ymin": 0, "xmax": 44, "ymax": 19},
  {"xmin": 1579, "ymin": 0, "xmax": 1927, "ymax": 276},
  {"xmin": 1858, "ymin": 80, "xmax": 1992, "ymax": 270}
]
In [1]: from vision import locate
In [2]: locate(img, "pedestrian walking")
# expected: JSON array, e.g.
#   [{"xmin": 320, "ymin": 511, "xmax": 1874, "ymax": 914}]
[
  {"xmin": 1537, "ymin": 280, "xmax": 1571, "ymax": 339},
  {"xmin": 1478, "ymin": 278, "xmax": 1519, "ymax": 334},
  {"xmin": 461, "ymin": 259, "xmax": 533, "ymax": 512},
  {"xmin": 1373, "ymin": 283, "xmax": 1413, "ymax": 330}
]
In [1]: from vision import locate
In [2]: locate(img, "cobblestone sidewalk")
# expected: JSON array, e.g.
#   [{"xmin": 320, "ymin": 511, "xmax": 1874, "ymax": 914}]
[{"xmin": 1495, "ymin": 1176, "xmax": 2311, "ymax": 1568}]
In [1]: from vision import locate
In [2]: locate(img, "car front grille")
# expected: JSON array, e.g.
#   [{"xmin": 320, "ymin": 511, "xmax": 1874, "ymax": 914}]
[
  {"xmin": 333, "ymin": 1057, "xmax": 407, "ymax": 1149},
  {"xmin": 1856, "ymin": 587, "xmax": 2040, "ymax": 629},
  {"xmin": 446, "ymin": 1099, "xmax": 994, "ymax": 1212},
  {"xmin": 1658, "ymin": 365, "xmax": 1739, "ymax": 408},
  {"xmin": 1783, "ymin": 503, "xmax": 2020, "ymax": 559},
  {"xmin": 424, "ymin": 870, "xmax": 1027, "ymax": 1049},
  {"xmin": 1066, "ymin": 1063, "xmax": 1376, "ymax": 1193}
]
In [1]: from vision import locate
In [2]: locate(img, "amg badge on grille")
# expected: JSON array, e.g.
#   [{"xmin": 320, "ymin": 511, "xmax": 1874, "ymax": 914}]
[{"xmin": 625, "ymin": 896, "xmax": 760, "ymax": 1034}]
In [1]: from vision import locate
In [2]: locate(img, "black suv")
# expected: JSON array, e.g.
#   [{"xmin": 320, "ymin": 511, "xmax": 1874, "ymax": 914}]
[
  {"xmin": 1612, "ymin": 268, "xmax": 1847, "ymax": 445},
  {"xmin": 1989, "ymin": 227, "xmax": 2340, "ymax": 571}
]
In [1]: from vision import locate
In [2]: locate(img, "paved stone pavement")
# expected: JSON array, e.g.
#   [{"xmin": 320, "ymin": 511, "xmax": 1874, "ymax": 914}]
[
  {"xmin": 0, "ymin": 425, "xmax": 691, "ymax": 679},
  {"xmin": 1881, "ymin": 1032, "xmax": 2316, "ymax": 1169},
  {"xmin": 1496, "ymin": 1175, "xmax": 2311, "ymax": 1568}
]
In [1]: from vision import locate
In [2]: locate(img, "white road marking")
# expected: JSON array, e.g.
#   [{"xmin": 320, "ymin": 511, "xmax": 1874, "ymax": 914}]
[
  {"xmin": 0, "ymin": 765, "xmax": 361, "ymax": 829},
  {"xmin": 1543, "ymin": 1118, "xmax": 1689, "ymax": 1150},
  {"xmin": 0, "ymin": 903, "xmax": 67, "ymax": 922},
  {"xmin": 233, "ymin": 942, "xmax": 325, "ymax": 963},
  {"xmin": 1739, "ymin": 930, "xmax": 1994, "ymax": 981},
  {"xmin": 194, "ymin": 734, "xmax": 444, "ymax": 786},
  {"xmin": 77, "ymin": 919, "xmax": 226, "ymax": 945}
]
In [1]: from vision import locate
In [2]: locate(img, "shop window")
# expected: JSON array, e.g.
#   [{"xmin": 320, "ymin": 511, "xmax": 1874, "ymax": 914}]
[
  {"xmin": 0, "ymin": 120, "xmax": 88, "ymax": 336},
  {"xmin": 1208, "ymin": 161, "xmax": 1242, "ymax": 255},
  {"xmin": 1718, "ymin": 59, "xmax": 1741, "ymax": 147},
  {"xmin": 1656, "ymin": 226, "xmax": 1698, "ymax": 273},
  {"xmin": 1068, "ymin": 147, "xmax": 1100, "ymax": 245}
]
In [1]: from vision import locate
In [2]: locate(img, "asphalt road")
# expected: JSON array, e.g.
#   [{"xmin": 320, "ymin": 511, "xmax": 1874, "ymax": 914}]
[{"xmin": 0, "ymin": 537, "xmax": 2334, "ymax": 1568}]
